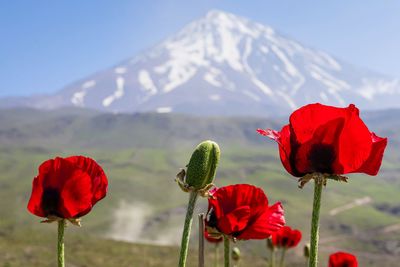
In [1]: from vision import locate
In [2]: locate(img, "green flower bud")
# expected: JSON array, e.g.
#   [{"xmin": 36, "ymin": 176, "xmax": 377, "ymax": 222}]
[
  {"xmin": 232, "ymin": 247, "xmax": 241, "ymax": 261},
  {"xmin": 304, "ymin": 243, "xmax": 310, "ymax": 258},
  {"xmin": 185, "ymin": 140, "xmax": 220, "ymax": 190}
]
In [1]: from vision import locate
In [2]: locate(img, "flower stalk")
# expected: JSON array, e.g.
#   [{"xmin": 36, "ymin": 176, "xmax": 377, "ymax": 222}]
[
  {"xmin": 177, "ymin": 140, "xmax": 220, "ymax": 267},
  {"xmin": 198, "ymin": 213, "xmax": 205, "ymax": 267},
  {"xmin": 304, "ymin": 243, "xmax": 310, "ymax": 267},
  {"xmin": 178, "ymin": 191, "xmax": 198, "ymax": 267},
  {"xmin": 270, "ymin": 247, "xmax": 275, "ymax": 267},
  {"xmin": 309, "ymin": 178, "xmax": 324, "ymax": 267},
  {"xmin": 215, "ymin": 243, "xmax": 220, "ymax": 267},
  {"xmin": 57, "ymin": 219, "xmax": 66, "ymax": 267},
  {"xmin": 224, "ymin": 236, "xmax": 230, "ymax": 267},
  {"xmin": 279, "ymin": 249, "xmax": 286, "ymax": 267}
]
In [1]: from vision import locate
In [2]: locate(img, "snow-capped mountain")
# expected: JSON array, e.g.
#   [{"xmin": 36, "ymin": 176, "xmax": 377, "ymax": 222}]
[{"xmin": 2, "ymin": 10, "xmax": 400, "ymax": 116}]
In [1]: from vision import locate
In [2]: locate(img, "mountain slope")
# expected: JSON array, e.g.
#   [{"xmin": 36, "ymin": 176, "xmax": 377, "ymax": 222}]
[
  {"xmin": 2, "ymin": 10, "xmax": 400, "ymax": 115},
  {"xmin": 1, "ymin": 108, "xmax": 400, "ymax": 266}
]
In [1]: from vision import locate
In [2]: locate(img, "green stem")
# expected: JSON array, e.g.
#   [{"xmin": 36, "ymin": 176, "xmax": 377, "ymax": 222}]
[
  {"xmin": 270, "ymin": 248, "xmax": 275, "ymax": 267},
  {"xmin": 57, "ymin": 219, "xmax": 66, "ymax": 267},
  {"xmin": 279, "ymin": 249, "xmax": 286, "ymax": 267},
  {"xmin": 224, "ymin": 237, "xmax": 230, "ymax": 267},
  {"xmin": 178, "ymin": 191, "xmax": 198, "ymax": 267},
  {"xmin": 215, "ymin": 243, "xmax": 219, "ymax": 267},
  {"xmin": 309, "ymin": 179, "xmax": 323, "ymax": 267},
  {"xmin": 198, "ymin": 213, "xmax": 205, "ymax": 267}
]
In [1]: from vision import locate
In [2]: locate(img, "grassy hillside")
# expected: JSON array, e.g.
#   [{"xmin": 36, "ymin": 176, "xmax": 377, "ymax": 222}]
[{"xmin": 0, "ymin": 108, "xmax": 399, "ymax": 266}]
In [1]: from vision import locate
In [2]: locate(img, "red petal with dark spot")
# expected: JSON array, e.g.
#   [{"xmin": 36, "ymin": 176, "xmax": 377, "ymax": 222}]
[
  {"xmin": 258, "ymin": 103, "xmax": 387, "ymax": 177},
  {"xmin": 206, "ymin": 184, "xmax": 285, "ymax": 240},
  {"xmin": 329, "ymin": 251, "xmax": 358, "ymax": 267},
  {"xmin": 27, "ymin": 156, "xmax": 108, "ymax": 219},
  {"xmin": 271, "ymin": 225, "xmax": 302, "ymax": 248}
]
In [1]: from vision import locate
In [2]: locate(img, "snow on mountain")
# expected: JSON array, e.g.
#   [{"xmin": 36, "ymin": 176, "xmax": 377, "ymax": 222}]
[{"xmin": 2, "ymin": 10, "xmax": 400, "ymax": 116}]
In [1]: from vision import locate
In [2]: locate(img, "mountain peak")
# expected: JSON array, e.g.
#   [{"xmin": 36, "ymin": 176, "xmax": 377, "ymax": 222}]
[
  {"xmin": 201, "ymin": 9, "xmax": 275, "ymax": 37},
  {"xmin": 2, "ymin": 10, "xmax": 400, "ymax": 115},
  {"xmin": 205, "ymin": 9, "xmax": 242, "ymax": 23},
  {"xmin": 205, "ymin": 9, "xmax": 229, "ymax": 18}
]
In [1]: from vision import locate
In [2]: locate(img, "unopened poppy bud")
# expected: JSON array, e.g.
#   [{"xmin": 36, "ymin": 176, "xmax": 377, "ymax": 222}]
[
  {"xmin": 304, "ymin": 243, "xmax": 310, "ymax": 258},
  {"xmin": 232, "ymin": 247, "xmax": 241, "ymax": 261},
  {"xmin": 185, "ymin": 140, "xmax": 220, "ymax": 190}
]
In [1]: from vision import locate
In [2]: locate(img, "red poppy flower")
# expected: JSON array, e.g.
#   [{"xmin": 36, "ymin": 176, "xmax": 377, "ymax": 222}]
[
  {"xmin": 271, "ymin": 226, "xmax": 302, "ymax": 248},
  {"xmin": 27, "ymin": 156, "xmax": 108, "ymax": 219},
  {"xmin": 328, "ymin": 251, "xmax": 358, "ymax": 267},
  {"xmin": 205, "ymin": 184, "xmax": 285, "ymax": 240},
  {"xmin": 204, "ymin": 228, "xmax": 223, "ymax": 243},
  {"xmin": 257, "ymin": 103, "xmax": 387, "ymax": 177}
]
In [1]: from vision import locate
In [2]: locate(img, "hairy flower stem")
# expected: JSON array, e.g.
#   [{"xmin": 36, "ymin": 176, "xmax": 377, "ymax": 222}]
[
  {"xmin": 309, "ymin": 179, "xmax": 323, "ymax": 267},
  {"xmin": 58, "ymin": 219, "xmax": 66, "ymax": 267},
  {"xmin": 178, "ymin": 191, "xmax": 198, "ymax": 267},
  {"xmin": 270, "ymin": 248, "xmax": 275, "ymax": 267},
  {"xmin": 224, "ymin": 237, "xmax": 230, "ymax": 267},
  {"xmin": 215, "ymin": 244, "xmax": 220, "ymax": 267},
  {"xmin": 198, "ymin": 213, "xmax": 205, "ymax": 267},
  {"xmin": 279, "ymin": 249, "xmax": 286, "ymax": 267}
]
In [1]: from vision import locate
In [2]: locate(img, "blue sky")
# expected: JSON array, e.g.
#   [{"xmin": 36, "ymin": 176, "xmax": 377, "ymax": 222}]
[{"xmin": 1, "ymin": 0, "xmax": 399, "ymax": 97}]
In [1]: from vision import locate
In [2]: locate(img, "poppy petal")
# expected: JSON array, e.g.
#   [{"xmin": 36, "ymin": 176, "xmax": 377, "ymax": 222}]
[
  {"xmin": 40, "ymin": 158, "xmax": 75, "ymax": 190},
  {"xmin": 218, "ymin": 206, "xmax": 251, "ymax": 235},
  {"xmin": 237, "ymin": 202, "xmax": 285, "ymax": 240},
  {"xmin": 206, "ymin": 184, "xmax": 285, "ymax": 240},
  {"xmin": 289, "ymin": 103, "xmax": 351, "ymax": 144},
  {"xmin": 59, "ymin": 169, "xmax": 93, "ymax": 218},
  {"xmin": 258, "ymin": 126, "xmax": 295, "ymax": 176},
  {"xmin": 295, "ymin": 118, "xmax": 345, "ymax": 174},
  {"xmin": 290, "ymin": 229, "xmax": 302, "ymax": 247},
  {"xmin": 66, "ymin": 156, "xmax": 108, "ymax": 203},
  {"xmin": 259, "ymin": 103, "xmax": 387, "ymax": 177},
  {"xmin": 27, "ymin": 156, "xmax": 107, "ymax": 219},
  {"xmin": 289, "ymin": 104, "xmax": 372, "ymax": 174},
  {"xmin": 337, "ymin": 106, "xmax": 373, "ymax": 173},
  {"xmin": 272, "ymin": 226, "xmax": 302, "ymax": 248},
  {"xmin": 329, "ymin": 251, "xmax": 358, "ymax": 267},
  {"xmin": 354, "ymin": 133, "xmax": 388, "ymax": 175},
  {"xmin": 27, "ymin": 175, "xmax": 45, "ymax": 217},
  {"xmin": 256, "ymin": 129, "xmax": 280, "ymax": 140},
  {"xmin": 214, "ymin": 184, "xmax": 268, "ymax": 215}
]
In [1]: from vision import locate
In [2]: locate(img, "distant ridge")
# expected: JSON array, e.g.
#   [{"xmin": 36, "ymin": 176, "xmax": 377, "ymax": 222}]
[{"xmin": 1, "ymin": 10, "xmax": 399, "ymax": 116}]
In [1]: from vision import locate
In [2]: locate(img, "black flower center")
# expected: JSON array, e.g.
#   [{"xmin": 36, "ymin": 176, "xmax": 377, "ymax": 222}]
[
  {"xmin": 281, "ymin": 237, "xmax": 289, "ymax": 246},
  {"xmin": 206, "ymin": 208, "xmax": 218, "ymax": 228},
  {"xmin": 308, "ymin": 143, "xmax": 336, "ymax": 173},
  {"xmin": 41, "ymin": 188, "xmax": 61, "ymax": 217}
]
